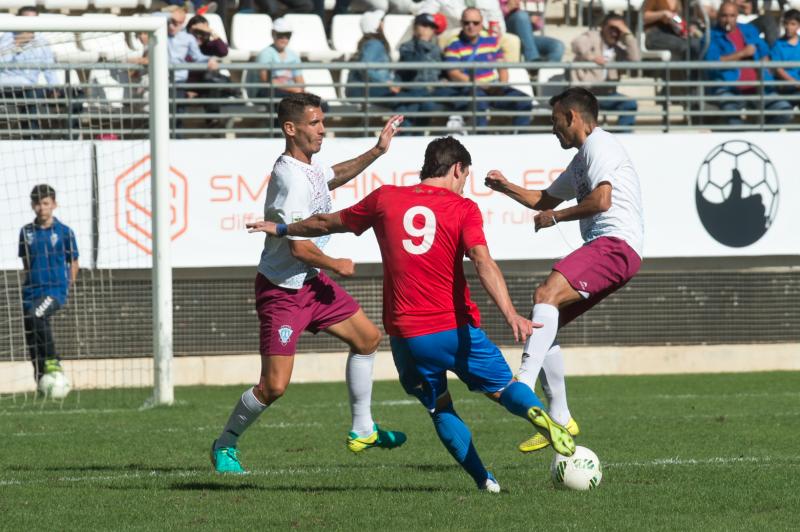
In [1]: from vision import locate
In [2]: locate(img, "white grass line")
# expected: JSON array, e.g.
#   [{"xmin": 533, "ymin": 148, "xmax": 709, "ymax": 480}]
[
  {"xmin": 2, "ymin": 456, "xmax": 798, "ymax": 488},
  {"xmin": 9, "ymin": 421, "xmax": 323, "ymax": 439},
  {"xmin": 605, "ymin": 456, "xmax": 796, "ymax": 468}
]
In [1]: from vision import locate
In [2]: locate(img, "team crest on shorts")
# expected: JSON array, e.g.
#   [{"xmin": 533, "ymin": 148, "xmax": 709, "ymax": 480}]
[{"xmin": 278, "ymin": 325, "xmax": 294, "ymax": 346}]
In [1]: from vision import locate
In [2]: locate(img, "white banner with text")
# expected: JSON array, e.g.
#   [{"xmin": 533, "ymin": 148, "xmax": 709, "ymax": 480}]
[{"xmin": 2, "ymin": 133, "xmax": 798, "ymax": 269}]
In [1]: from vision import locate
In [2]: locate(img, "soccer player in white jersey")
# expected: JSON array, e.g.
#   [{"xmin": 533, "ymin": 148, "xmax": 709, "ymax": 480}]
[
  {"xmin": 211, "ymin": 93, "xmax": 406, "ymax": 473},
  {"xmin": 485, "ymin": 87, "xmax": 644, "ymax": 452}
]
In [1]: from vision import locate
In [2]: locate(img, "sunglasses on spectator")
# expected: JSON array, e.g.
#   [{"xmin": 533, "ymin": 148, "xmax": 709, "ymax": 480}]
[
  {"xmin": 168, "ymin": 18, "xmax": 181, "ymax": 26},
  {"xmin": 461, "ymin": 20, "xmax": 481, "ymax": 26},
  {"xmin": 274, "ymin": 32, "xmax": 292, "ymax": 39}
]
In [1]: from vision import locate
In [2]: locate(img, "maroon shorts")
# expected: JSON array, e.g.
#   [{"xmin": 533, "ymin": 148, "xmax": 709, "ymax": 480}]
[
  {"xmin": 255, "ymin": 271, "xmax": 360, "ymax": 356},
  {"xmin": 553, "ymin": 236, "xmax": 641, "ymax": 328}
]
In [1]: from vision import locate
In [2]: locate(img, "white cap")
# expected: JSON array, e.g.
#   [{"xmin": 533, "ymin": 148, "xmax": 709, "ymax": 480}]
[
  {"xmin": 272, "ymin": 17, "xmax": 292, "ymax": 33},
  {"xmin": 360, "ymin": 10, "xmax": 385, "ymax": 34}
]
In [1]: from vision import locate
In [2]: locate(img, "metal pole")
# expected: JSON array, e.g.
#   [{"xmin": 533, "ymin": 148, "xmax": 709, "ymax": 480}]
[{"xmin": 149, "ymin": 18, "xmax": 174, "ymax": 406}]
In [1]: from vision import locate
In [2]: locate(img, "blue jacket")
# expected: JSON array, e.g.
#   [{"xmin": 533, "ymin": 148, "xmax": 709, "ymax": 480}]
[
  {"xmin": 346, "ymin": 38, "xmax": 394, "ymax": 99},
  {"xmin": 704, "ymin": 23, "xmax": 773, "ymax": 90}
]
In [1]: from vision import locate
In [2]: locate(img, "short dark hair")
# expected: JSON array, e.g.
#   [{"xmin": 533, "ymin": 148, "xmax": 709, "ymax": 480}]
[
  {"xmin": 549, "ymin": 87, "xmax": 599, "ymax": 123},
  {"xmin": 784, "ymin": 8, "xmax": 800, "ymax": 24},
  {"xmin": 18, "ymin": 5, "xmax": 37, "ymax": 15},
  {"xmin": 30, "ymin": 184, "xmax": 56, "ymax": 203},
  {"xmin": 419, "ymin": 136, "xmax": 472, "ymax": 180},
  {"xmin": 186, "ymin": 14, "xmax": 208, "ymax": 29},
  {"xmin": 277, "ymin": 93, "xmax": 322, "ymax": 128},
  {"xmin": 601, "ymin": 12, "xmax": 624, "ymax": 27}
]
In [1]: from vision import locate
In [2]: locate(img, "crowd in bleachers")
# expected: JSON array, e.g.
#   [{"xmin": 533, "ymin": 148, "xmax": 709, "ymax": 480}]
[{"xmin": 1, "ymin": 0, "xmax": 800, "ymax": 133}]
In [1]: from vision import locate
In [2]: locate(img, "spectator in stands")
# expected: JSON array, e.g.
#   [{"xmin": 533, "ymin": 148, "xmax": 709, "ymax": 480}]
[
  {"xmin": 500, "ymin": 0, "xmax": 565, "ymax": 62},
  {"xmin": 642, "ymin": 0, "xmax": 702, "ymax": 59},
  {"xmin": 442, "ymin": 7, "xmax": 533, "ymax": 128},
  {"xmin": 0, "ymin": 6, "xmax": 57, "ymax": 133},
  {"xmin": 256, "ymin": 17, "xmax": 305, "ymax": 100},
  {"xmin": 705, "ymin": 0, "xmax": 791, "ymax": 125},
  {"xmin": 346, "ymin": 11, "xmax": 395, "ymax": 100},
  {"xmin": 771, "ymin": 9, "xmax": 800, "ymax": 106},
  {"xmin": 396, "ymin": 13, "xmax": 449, "ymax": 128},
  {"xmin": 735, "ymin": 0, "xmax": 779, "ymax": 47},
  {"xmin": 570, "ymin": 13, "xmax": 640, "ymax": 128},
  {"xmin": 346, "ymin": 11, "xmax": 437, "ymax": 130},
  {"xmin": 418, "ymin": 0, "xmax": 522, "ymax": 61},
  {"xmin": 157, "ymin": 7, "xmax": 220, "ymax": 85},
  {"xmin": 186, "ymin": 14, "xmax": 232, "ymax": 120}
]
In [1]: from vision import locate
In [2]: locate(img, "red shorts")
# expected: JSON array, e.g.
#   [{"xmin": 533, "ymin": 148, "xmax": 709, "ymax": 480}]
[
  {"xmin": 553, "ymin": 236, "xmax": 641, "ymax": 328},
  {"xmin": 255, "ymin": 271, "xmax": 360, "ymax": 356}
]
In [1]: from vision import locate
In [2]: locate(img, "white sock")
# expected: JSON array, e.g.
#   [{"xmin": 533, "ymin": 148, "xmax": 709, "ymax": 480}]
[
  {"xmin": 516, "ymin": 303, "xmax": 559, "ymax": 390},
  {"xmin": 539, "ymin": 344, "xmax": 571, "ymax": 425},
  {"xmin": 346, "ymin": 351, "xmax": 376, "ymax": 437},
  {"xmin": 215, "ymin": 387, "xmax": 267, "ymax": 449}
]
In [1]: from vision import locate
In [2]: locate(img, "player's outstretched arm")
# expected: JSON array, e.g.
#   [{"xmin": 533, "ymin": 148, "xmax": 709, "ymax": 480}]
[
  {"xmin": 246, "ymin": 212, "xmax": 349, "ymax": 238},
  {"xmin": 533, "ymin": 182, "xmax": 611, "ymax": 231},
  {"xmin": 328, "ymin": 115, "xmax": 404, "ymax": 191},
  {"xmin": 467, "ymin": 245, "xmax": 537, "ymax": 343},
  {"xmin": 485, "ymin": 170, "xmax": 562, "ymax": 211}
]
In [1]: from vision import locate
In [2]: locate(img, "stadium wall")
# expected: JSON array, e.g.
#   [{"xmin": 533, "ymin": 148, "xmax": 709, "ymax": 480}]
[{"xmin": 1, "ymin": 133, "xmax": 798, "ymax": 390}]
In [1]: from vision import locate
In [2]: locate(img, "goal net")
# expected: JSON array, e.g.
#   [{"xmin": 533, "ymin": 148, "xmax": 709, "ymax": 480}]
[{"xmin": 0, "ymin": 16, "xmax": 172, "ymax": 410}]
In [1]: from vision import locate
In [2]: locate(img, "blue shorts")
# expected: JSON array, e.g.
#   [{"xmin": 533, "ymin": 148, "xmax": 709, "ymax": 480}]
[{"xmin": 390, "ymin": 325, "xmax": 513, "ymax": 411}]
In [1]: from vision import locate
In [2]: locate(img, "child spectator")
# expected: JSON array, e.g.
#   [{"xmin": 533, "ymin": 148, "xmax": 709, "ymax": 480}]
[
  {"xmin": 18, "ymin": 184, "xmax": 79, "ymax": 384},
  {"xmin": 771, "ymin": 9, "xmax": 800, "ymax": 105}
]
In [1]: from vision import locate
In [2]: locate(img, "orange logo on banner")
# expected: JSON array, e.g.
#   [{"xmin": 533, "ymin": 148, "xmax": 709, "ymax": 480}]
[{"xmin": 114, "ymin": 156, "xmax": 189, "ymax": 255}]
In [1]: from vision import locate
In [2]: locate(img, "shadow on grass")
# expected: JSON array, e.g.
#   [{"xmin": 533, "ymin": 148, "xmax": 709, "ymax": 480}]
[
  {"xmin": 6, "ymin": 463, "xmax": 196, "ymax": 473},
  {"xmin": 169, "ymin": 481, "xmax": 449, "ymax": 493}
]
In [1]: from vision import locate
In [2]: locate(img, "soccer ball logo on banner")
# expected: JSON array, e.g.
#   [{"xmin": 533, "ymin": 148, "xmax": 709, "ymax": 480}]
[{"xmin": 695, "ymin": 141, "xmax": 779, "ymax": 248}]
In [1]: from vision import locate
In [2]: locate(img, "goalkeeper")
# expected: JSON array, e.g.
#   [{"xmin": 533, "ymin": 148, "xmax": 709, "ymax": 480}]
[{"xmin": 18, "ymin": 184, "xmax": 79, "ymax": 382}]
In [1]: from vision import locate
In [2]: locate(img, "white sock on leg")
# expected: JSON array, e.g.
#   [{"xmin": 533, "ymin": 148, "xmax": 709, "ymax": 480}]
[
  {"xmin": 540, "ymin": 344, "xmax": 571, "ymax": 425},
  {"xmin": 216, "ymin": 387, "xmax": 268, "ymax": 449},
  {"xmin": 346, "ymin": 351, "xmax": 376, "ymax": 437},
  {"xmin": 516, "ymin": 303, "xmax": 559, "ymax": 390}
]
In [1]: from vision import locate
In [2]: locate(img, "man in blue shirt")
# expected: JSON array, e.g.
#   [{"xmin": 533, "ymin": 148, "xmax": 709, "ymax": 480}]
[
  {"xmin": 0, "ymin": 6, "xmax": 59, "ymax": 133},
  {"xmin": 18, "ymin": 184, "xmax": 79, "ymax": 382},
  {"xmin": 704, "ymin": 0, "xmax": 791, "ymax": 125}
]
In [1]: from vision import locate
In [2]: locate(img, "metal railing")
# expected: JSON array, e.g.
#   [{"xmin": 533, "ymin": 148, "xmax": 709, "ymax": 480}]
[{"xmin": 1, "ymin": 59, "xmax": 799, "ymax": 138}]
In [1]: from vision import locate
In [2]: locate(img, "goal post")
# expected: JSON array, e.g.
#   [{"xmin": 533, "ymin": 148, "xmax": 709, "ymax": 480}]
[{"xmin": 0, "ymin": 16, "xmax": 173, "ymax": 406}]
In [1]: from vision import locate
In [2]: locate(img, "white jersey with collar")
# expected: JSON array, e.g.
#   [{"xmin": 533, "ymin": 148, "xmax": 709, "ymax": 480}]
[
  {"xmin": 257, "ymin": 154, "xmax": 334, "ymax": 289},
  {"xmin": 546, "ymin": 127, "xmax": 644, "ymax": 257}
]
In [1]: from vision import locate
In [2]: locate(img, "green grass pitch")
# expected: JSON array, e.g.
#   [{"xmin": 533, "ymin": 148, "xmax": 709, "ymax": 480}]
[{"xmin": 1, "ymin": 371, "xmax": 798, "ymax": 530}]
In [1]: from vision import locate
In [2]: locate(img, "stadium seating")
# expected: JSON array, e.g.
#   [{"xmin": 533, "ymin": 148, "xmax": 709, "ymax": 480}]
[
  {"xmin": 203, "ymin": 13, "xmax": 250, "ymax": 62},
  {"xmin": 78, "ymin": 14, "xmax": 137, "ymax": 61},
  {"xmin": 330, "ymin": 14, "xmax": 362, "ymax": 59},
  {"xmin": 302, "ymin": 67, "xmax": 340, "ymax": 103},
  {"xmin": 42, "ymin": 0, "xmax": 91, "ymax": 12},
  {"xmin": 382, "ymin": 14, "xmax": 413, "ymax": 60},
  {"xmin": 599, "ymin": 0, "xmax": 645, "ymax": 14},
  {"xmin": 283, "ymin": 14, "xmax": 342, "ymax": 62},
  {"xmin": 507, "ymin": 67, "xmax": 534, "ymax": 98},
  {"xmin": 92, "ymin": 0, "xmax": 139, "ymax": 11},
  {"xmin": 230, "ymin": 13, "xmax": 272, "ymax": 59}
]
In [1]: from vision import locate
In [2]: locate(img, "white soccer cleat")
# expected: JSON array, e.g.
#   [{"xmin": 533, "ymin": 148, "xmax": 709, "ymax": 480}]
[{"xmin": 480, "ymin": 473, "xmax": 501, "ymax": 493}]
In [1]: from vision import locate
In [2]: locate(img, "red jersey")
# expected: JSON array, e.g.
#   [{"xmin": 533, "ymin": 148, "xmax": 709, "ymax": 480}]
[{"xmin": 339, "ymin": 184, "xmax": 487, "ymax": 338}]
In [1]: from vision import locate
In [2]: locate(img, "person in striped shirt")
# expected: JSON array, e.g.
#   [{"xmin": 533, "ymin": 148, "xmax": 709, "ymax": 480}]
[{"xmin": 442, "ymin": 7, "xmax": 533, "ymax": 128}]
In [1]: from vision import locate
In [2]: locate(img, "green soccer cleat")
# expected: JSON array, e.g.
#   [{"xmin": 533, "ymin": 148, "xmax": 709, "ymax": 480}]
[
  {"xmin": 526, "ymin": 407, "xmax": 576, "ymax": 457},
  {"xmin": 346, "ymin": 424, "xmax": 407, "ymax": 453},
  {"xmin": 210, "ymin": 440, "xmax": 247, "ymax": 474},
  {"xmin": 43, "ymin": 358, "xmax": 62, "ymax": 375},
  {"xmin": 519, "ymin": 417, "xmax": 580, "ymax": 453}
]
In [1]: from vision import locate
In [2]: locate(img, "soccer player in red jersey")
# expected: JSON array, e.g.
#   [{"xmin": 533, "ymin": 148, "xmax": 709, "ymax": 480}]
[{"xmin": 247, "ymin": 136, "xmax": 575, "ymax": 492}]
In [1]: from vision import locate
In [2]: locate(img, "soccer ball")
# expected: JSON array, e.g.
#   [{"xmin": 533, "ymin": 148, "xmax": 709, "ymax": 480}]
[
  {"xmin": 38, "ymin": 372, "xmax": 71, "ymax": 400},
  {"xmin": 551, "ymin": 446, "xmax": 602, "ymax": 491}
]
